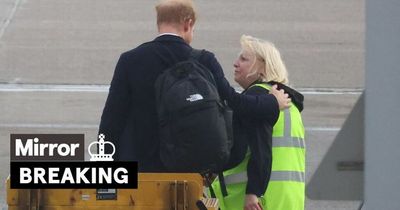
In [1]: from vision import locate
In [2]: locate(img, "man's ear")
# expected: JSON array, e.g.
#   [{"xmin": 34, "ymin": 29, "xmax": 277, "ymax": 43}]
[{"xmin": 183, "ymin": 19, "xmax": 193, "ymax": 32}]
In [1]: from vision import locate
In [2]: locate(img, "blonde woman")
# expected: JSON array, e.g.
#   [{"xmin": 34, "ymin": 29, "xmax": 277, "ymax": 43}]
[{"xmin": 212, "ymin": 35, "xmax": 305, "ymax": 210}]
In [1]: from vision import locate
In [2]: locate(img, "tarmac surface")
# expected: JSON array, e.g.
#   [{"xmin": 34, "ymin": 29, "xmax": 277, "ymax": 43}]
[{"xmin": 0, "ymin": 0, "xmax": 364, "ymax": 209}]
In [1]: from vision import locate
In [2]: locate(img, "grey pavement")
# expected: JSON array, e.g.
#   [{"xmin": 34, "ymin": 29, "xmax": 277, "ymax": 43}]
[
  {"xmin": 0, "ymin": 0, "xmax": 364, "ymax": 88},
  {"xmin": 0, "ymin": 0, "xmax": 365, "ymax": 209}
]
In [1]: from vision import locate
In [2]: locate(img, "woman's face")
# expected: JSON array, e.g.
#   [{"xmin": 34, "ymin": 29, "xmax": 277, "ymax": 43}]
[{"xmin": 234, "ymin": 49, "xmax": 259, "ymax": 89}]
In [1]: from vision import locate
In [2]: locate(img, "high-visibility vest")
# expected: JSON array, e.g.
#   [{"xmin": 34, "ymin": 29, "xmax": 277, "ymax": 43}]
[{"xmin": 212, "ymin": 83, "xmax": 306, "ymax": 210}]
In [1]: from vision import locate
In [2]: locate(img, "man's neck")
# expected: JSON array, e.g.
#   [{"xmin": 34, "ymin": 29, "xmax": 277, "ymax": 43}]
[{"xmin": 158, "ymin": 25, "xmax": 184, "ymax": 38}]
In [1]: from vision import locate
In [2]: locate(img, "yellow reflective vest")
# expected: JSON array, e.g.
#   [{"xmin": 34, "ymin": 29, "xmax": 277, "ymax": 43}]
[{"xmin": 212, "ymin": 83, "xmax": 306, "ymax": 210}]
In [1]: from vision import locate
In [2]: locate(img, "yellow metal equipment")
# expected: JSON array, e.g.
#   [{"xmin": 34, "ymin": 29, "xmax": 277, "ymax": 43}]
[{"xmin": 6, "ymin": 173, "xmax": 218, "ymax": 210}]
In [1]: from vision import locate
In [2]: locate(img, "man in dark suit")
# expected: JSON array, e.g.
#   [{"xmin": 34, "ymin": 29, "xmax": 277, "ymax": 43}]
[{"xmin": 99, "ymin": 0, "xmax": 290, "ymax": 172}]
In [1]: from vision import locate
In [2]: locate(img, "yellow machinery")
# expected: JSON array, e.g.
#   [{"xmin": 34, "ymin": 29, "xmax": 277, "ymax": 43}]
[{"xmin": 6, "ymin": 173, "xmax": 218, "ymax": 210}]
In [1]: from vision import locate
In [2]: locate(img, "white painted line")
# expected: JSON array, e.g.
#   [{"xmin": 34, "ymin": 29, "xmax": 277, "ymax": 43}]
[
  {"xmin": 297, "ymin": 88, "xmax": 363, "ymax": 95},
  {"xmin": 0, "ymin": 84, "xmax": 109, "ymax": 92},
  {"xmin": 305, "ymin": 127, "xmax": 341, "ymax": 132},
  {"xmin": 0, "ymin": 84, "xmax": 363, "ymax": 95},
  {"xmin": 0, "ymin": 123, "xmax": 341, "ymax": 132},
  {"xmin": 0, "ymin": 0, "xmax": 22, "ymax": 40},
  {"xmin": 0, "ymin": 123, "xmax": 99, "ymax": 129},
  {"xmin": 235, "ymin": 87, "xmax": 363, "ymax": 95}
]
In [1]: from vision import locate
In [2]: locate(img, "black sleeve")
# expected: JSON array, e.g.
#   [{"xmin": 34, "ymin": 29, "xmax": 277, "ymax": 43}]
[
  {"xmin": 199, "ymin": 52, "xmax": 279, "ymax": 122},
  {"xmin": 98, "ymin": 53, "xmax": 131, "ymax": 153},
  {"xmin": 242, "ymin": 87, "xmax": 274, "ymax": 197}
]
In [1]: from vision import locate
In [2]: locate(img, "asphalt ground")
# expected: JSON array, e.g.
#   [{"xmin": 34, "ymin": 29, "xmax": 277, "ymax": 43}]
[{"xmin": 0, "ymin": 0, "xmax": 364, "ymax": 209}]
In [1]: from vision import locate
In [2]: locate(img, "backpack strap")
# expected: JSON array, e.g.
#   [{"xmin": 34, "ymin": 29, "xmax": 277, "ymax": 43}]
[
  {"xmin": 190, "ymin": 49, "xmax": 204, "ymax": 61},
  {"xmin": 202, "ymin": 172, "xmax": 228, "ymax": 198},
  {"xmin": 189, "ymin": 49, "xmax": 219, "ymax": 88},
  {"xmin": 155, "ymin": 46, "xmax": 204, "ymax": 72},
  {"xmin": 155, "ymin": 43, "xmax": 181, "ymax": 68},
  {"xmin": 218, "ymin": 172, "xmax": 229, "ymax": 197}
]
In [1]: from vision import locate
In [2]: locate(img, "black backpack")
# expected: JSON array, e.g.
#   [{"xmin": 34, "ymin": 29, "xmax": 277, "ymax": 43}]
[{"xmin": 155, "ymin": 47, "xmax": 232, "ymax": 173}]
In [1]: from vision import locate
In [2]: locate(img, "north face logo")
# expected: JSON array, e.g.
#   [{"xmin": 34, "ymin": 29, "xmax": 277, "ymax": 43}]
[{"xmin": 186, "ymin": 94, "xmax": 204, "ymax": 102}]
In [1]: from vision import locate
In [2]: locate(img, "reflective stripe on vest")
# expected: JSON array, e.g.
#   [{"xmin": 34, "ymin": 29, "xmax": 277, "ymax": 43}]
[
  {"xmin": 224, "ymin": 170, "xmax": 305, "ymax": 184},
  {"xmin": 273, "ymin": 108, "xmax": 305, "ymax": 148},
  {"xmin": 273, "ymin": 136, "xmax": 305, "ymax": 148}
]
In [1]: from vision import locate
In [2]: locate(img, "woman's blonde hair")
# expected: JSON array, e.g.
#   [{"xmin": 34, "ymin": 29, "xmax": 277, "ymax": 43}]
[{"xmin": 240, "ymin": 35, "xmax": 289, "ymax": 85}]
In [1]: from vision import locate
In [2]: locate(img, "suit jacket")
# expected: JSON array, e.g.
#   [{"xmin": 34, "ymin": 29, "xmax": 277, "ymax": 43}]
[{"xmin": 99, "ymin": 35, "xmax": 279, "ymax": 172}]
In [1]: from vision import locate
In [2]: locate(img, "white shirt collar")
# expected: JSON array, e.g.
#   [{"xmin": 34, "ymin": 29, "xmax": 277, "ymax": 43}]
[{"xmin": 158, "ymin": 33, "xmax": 180, "ymax": 37}]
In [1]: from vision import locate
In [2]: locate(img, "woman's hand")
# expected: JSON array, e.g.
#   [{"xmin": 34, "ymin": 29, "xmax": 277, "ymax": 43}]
[{"xmin": 244, "ymin": 194, "xmax": 263, "ymax": 210}]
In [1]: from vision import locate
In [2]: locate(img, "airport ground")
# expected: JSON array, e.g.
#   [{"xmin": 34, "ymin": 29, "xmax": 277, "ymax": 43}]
[{"xmin": 0, "ymin": 0, "xmax": 364, "ymax": 209}]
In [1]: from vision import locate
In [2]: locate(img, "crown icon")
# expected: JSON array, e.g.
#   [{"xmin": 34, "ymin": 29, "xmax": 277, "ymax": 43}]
[{"xmin": 88, "ymin": 134, "xmax": 115, "ymax": 161}]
